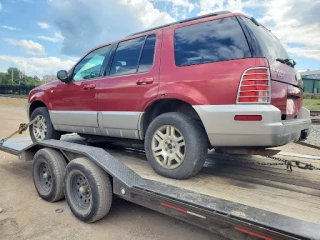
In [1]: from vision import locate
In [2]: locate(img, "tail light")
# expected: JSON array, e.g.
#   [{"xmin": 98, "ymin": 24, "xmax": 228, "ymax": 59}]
[{"xmin": 237, "ymin": 68, "xmax": 271, "ymax": 104}]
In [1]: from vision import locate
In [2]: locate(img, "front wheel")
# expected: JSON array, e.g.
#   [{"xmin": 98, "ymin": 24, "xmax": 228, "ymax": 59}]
[
  {"xmin": 29, "ymin": 107, "xmax": 61, "ymax": 142},
  {"xmin": 145, "ymin": 112, "xmax": 208, "ymax": 179}
]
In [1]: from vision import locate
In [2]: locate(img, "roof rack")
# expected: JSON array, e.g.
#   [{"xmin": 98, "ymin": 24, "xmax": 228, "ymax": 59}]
[{"xmin": 127, "ymin": 11, "xmax": 232, "ymax": 37}]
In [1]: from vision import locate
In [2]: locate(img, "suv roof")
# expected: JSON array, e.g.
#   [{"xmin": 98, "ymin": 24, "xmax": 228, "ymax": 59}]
[{"xmin": 128, "ymin": 10, "xmax": 232, "ymax": 37}]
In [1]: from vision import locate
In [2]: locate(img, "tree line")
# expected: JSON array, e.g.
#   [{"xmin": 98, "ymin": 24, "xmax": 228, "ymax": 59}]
[{"xmin": 0, "ymin": 67, "xmax": 41, "ymax": 86}]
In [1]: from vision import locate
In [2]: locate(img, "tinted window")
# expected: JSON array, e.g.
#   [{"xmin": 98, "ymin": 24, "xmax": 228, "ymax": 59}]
[
  {"xmin": 240, "ymin": 16, "xmax": 290, "ymax": 60},
  {"xmin": 73, "ymin": 45, "xmax": 111, "ymax": 81},
  {"xmin": 110, "ymin": 37, "xmax": 145, "ymax": 76},
  {"xmin": 174, "ymin": 17, "xmax": 251, "ymax": 66},
  {"xmin": 138, "ymin": 34, "xmax": 156, "ymax": 72}
]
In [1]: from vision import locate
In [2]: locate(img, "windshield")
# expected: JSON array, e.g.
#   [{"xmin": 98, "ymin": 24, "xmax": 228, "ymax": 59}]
[{"xmin": 240, "ymin": 16, "xmax": 290, "ymax": 60}]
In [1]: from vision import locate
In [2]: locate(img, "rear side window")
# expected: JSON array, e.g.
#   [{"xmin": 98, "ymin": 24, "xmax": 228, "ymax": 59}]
[
  {"xmin": 239, "ymin": 16, "xmax": 290, "ymax": 60},
  {"xmin": 174, "ymin": 17, "xmax": 251, "ymax": 67},
  {"xmin": 110, "ymin": 37, "xmax": 145, "ymax": 76},
  {"xmin": 138, "ymin": 34, "xmax": 156, "ymax": 72}
]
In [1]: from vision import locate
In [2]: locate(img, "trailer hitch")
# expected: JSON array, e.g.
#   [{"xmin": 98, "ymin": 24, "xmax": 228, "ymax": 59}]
[{"xmin": 0, "ymin": 116, "xmax": 39, "ymax": 145}]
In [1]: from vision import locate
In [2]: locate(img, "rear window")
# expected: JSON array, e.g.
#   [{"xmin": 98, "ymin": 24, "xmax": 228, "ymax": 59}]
[
  {"xmin": 174, "ymin": 16, "xmax": 251, "ymax": 67},
  {"xmin": 239, "ymin": 16, "xmax": 290, "ymax": 60}
]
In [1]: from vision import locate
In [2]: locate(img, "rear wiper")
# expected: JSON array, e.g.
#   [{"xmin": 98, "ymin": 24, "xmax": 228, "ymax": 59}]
[{"xmin": 276, "ymin": 58, "xmax": 296, "ymax": 68}]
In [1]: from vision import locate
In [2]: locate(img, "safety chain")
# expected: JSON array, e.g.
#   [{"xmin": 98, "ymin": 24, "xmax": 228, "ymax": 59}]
[
  {"xmin": 223, "ymin": 154, "xmax": 320, "ymax": 171},
  {"xmin": 265, "ymin": 156, "xmax": 320, "ymax": 171}
]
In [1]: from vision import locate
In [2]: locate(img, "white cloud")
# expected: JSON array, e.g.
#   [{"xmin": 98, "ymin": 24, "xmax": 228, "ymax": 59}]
[
  {"xmin": 244, "ymin": 0, "xmax": 320, "ymax": 61},
  {"xmin": 37, "ymin": 32, "xmax": 64, "ymax": 42},
  {"xmin": 4, "ymin": 39, "xmax": 46, "ymax": 55},
  {"xmin": 0, "ymin": 1, "xmax": 2, "ymax": 11},
  {"xmin": 37, "ymin": 22, "xmax": 51, "ymax": 29},
  {"xmin": 286, "ymin": 47, "xmax": 320, "ymax": 61},
  {"xmin": 1, "ymin": 25, "xmax": 20, "ymax": 31},
  {"xmin": 199, "ymin": 0, "xmax": 243, "ymax": 15},
  {"xmin": 0, "ymin": 55, "xmax": 75, "ymax": 78},
  {"xmin": 50, "ymin": 0, "xmax": 175, "ymax": 56},
  {"xmin": 151, "ymin": 0, "xmax": 195, "ymax": 18}
]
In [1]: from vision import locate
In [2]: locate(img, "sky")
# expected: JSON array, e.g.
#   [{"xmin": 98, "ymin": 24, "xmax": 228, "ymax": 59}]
[{"xmin": 0, "ymin": 0, "xmax": 319, "ymax": 79}]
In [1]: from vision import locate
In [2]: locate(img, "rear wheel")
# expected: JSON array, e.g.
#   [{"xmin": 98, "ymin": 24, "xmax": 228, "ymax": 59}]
[
  {"xmin": 64, "ymin": 157, "xmax": 112, "ymax": 223},
  {"xmin": 145, "ymin": 112, "xmax": 208, "ymax": 179},
  {"xmin": 33, "ymin": 148, "xmax": 67, "ymax": 202},
  {"xmin": 29, "ymin": 107, "xmax": 61, "ymax": 142}
]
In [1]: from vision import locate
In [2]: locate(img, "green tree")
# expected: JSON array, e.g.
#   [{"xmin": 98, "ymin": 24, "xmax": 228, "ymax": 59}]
[{"xmin": 7, "ymin": 67, "xmax": 21, "ymax": 85}]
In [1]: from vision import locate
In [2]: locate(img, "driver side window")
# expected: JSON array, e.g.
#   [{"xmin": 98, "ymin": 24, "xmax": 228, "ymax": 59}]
[{"xmin": 73, "ymin": 45, "xmax": 111, "ymax": 81}]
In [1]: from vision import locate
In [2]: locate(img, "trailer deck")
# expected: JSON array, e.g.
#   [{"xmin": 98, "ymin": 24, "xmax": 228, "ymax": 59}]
[{"xmin": 1, "ymin": 136, "xmax": 320, "ymax": 239}]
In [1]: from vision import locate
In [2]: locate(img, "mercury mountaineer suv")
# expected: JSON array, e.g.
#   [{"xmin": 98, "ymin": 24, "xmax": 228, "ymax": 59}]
[{"xmin": 27, "ymin": 11, "xmax": 311, "ymax": 179}]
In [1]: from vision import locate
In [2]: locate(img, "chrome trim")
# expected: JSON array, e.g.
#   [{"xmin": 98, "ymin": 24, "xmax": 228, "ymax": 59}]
[
  {"xmin": 54, "ymin": 124, "xmax": 101, "ymax": 135},
  {"xmin": 49, "ymin": 111, "xmax": 99, "ymax": 128},
  {"xmin": 99, "ymin": 111, "xmax": 140, "ymax": 130},
  {"xmin": 26, "ymin": 103, "xmax": 31, "ymax": 118},
  {"xmin": 98, "ymin": 111, "xmax": 142, "ymax": 139},
  {"xmin": 137, "ymin": 112, "xmax": 145, "ymax": 139},
  {"xmin": 50, "ymin": 110, "xmax": 142, "ymax": 139}
]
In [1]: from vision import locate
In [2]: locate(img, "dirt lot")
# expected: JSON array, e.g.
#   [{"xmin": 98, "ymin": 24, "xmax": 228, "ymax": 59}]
[
  {"xmin": 0, "ymin": 98, "xmax": 222, "ymax": 240},
  {"xmin": 1, "ymin": 97, "xmax": 320, "ymax": 240}
]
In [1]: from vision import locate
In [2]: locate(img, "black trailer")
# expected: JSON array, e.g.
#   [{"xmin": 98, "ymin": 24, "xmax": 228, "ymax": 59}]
[{"xmin": 1, "ymin": 136, "xmax": 320, "ymax": 240}]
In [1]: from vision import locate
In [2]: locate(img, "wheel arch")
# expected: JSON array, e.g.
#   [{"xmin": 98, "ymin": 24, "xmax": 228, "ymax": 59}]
[
  {"xmin": 140, "ymin": 98, "xmax": 208, "ymax": 143},
  {"xmin": 29, "ymin": 100, "xmax": 48, "ymax": 118}
]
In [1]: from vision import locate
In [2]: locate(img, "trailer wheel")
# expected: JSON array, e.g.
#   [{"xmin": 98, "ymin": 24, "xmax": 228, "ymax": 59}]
[
  {"xmin": 33, "ymin": 148, "xmax": 67, "ymax": 202},
  {"xmin": 145, "ymin": 112, "xmax": 208, "ymax": 179},
  {"xmin": 64, "ymin": 157, "xmax": 112, "ymax": 223}
]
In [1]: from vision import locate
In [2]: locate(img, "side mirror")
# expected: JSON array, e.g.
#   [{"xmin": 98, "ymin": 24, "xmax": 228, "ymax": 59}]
[{"xmin": 57, "ymin": 70, "xmax": 69, "ymax": 83}]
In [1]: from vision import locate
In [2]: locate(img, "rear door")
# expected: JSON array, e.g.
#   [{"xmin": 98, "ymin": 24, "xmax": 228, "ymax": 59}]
[
  {"xmin": 239, "ymin": 16, "xmax": 302, "ymax": 119},
  {"xmin": 95, "ymin": 33, "xmax": 161, "ymax": 139}
]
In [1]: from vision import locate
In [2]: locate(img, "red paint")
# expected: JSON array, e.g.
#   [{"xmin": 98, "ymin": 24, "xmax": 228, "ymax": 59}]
[
  {"xmin": 268, "ymin": 59, "xmax": 302, "ymax": 119},
  {"xmin": 160, "ymin": 202, "xmax": 188, "ymax": 213},
  {"xmin": 28, "ymin": 12, "xmax": 300, "ymax": 121},
  {"xmin": 234, "ymin": 227, "xmax": 273, "ymax": 240},
  {"xmin": 234, "ymin": 115, "xmax": 262, "ymax": 121},
  {"xmin": 95, "ymin": 30, "xmax": 163, "ymax": 112}
]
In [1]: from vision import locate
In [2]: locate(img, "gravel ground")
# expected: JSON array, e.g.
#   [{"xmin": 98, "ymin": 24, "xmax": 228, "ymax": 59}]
[{"xmin": 305, "ymin": 124, "xmax": 320, "ymax": 147}]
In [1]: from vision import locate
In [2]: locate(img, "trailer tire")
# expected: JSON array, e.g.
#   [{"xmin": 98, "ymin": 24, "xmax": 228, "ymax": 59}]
[
  {"xmin": 64, "ymin": 157, "xmax": 112, "ymax": 223},
  {"xmin": 33, "ymin": 148, "xmax": 67, "ymax": 202},
  {"xmin": 30, "ymin": 107, "xmax": 61, "ymax": 142},
  {"xmin": 145, "ymin": 112, "xmax": 208, "ymax": 179}
]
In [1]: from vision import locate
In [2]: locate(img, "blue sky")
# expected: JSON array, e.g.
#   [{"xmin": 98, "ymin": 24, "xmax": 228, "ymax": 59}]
[{"xmin": 0, "ymin": 0, "xmax": 319, "ymax": 79}]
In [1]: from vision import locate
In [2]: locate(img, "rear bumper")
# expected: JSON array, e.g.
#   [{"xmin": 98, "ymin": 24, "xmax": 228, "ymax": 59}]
[{"xmin": 193, "ymin": 105, "xmax": 311, "ymax": 147}]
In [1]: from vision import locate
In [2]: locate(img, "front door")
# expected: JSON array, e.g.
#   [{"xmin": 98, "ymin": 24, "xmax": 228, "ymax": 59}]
[
  {"xmin": 50, "ymin": 45, "xmax": 113, "ymax": 135},
  {"xmin": 95, "ymin": 33, "xmax": 161, "ymax": 139}
]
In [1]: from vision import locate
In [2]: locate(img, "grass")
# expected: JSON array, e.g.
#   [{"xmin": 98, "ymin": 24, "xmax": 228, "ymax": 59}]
[{"xmin": 303, "ymin": 99, "xmax": 320, "ymax": 111}]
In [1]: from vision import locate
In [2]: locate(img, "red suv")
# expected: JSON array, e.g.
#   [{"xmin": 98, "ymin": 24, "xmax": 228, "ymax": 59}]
[{"xmin": 27, "ymin": 11, "xmax": 311, "ymax": 179}]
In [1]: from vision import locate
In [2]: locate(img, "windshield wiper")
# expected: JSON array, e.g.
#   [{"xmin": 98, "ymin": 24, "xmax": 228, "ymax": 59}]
[{"xmin": 276, "ymin": 58, "xmax": 296, "ymax": 68}]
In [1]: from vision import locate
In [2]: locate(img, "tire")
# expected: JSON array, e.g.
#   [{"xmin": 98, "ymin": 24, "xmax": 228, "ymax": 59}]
[
  {"xmin": 64, "ymin": 157, "xmax": 112, "ymax": 223},
  {"xmin": 145, "ymin": 112, "xmax": 208, "ymax": 179},
  {"xmin": 33, "ymin": 148, "xmax": 67, "ymax": 202},
  {"xmin": 29, "ymin": 107, "xmax": 61, "ymax": 142}
]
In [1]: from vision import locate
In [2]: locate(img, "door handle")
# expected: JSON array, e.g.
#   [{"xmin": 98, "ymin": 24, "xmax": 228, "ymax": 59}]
[
  {"xmin": 83, "ymin": 84, "xmax": 96, "ymax": 90},
  {"xmin": 136, "ymin": 77, "xmax": 154, "ymax": 85}
]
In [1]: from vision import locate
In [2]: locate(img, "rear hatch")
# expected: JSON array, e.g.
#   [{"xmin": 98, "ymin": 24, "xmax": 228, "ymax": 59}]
[
  {"xmin": 269, "ymin": 60, "xmax": 303, "ymax": 119},
  {"xmin": 238, "ymin": 15, "xmax": 303, "ymax": 120}
]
